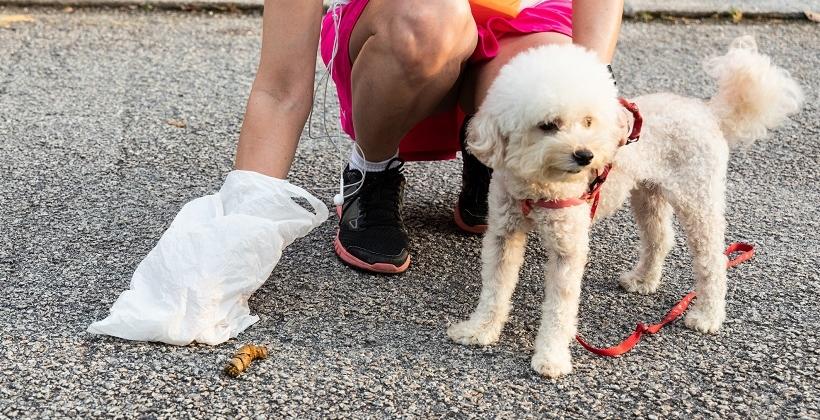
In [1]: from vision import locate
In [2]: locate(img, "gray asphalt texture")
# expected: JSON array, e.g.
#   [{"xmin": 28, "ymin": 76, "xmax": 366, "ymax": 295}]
[
  {"xmin": 626, "ymin": 0, "xmax": 819, "ymax": 14},
  {"xmin": 1, "ymin": 7, "xmax": 818, "ymax": 418}
]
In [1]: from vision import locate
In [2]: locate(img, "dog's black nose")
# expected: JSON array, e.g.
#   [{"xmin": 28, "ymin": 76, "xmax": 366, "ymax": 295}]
[{"xmin": 572, "ymin": 149, "xmax": 594, "ymax": 166}]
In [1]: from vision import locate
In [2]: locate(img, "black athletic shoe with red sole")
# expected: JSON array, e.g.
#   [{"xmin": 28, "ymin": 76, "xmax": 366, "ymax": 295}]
[
  {"xmin": 455, "ymin": 115, "xmax": 492, "ymax": 234},
  {"xmin": 334, "ymin": 159, "xmax": 411, "ymax": 273}
]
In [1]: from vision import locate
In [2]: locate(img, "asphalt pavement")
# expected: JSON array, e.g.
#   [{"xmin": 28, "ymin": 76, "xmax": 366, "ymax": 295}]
[
  {"xmin": 626, "ymin": 0, "xmax": 818, "ymax": 15},
  {"xmin": 0, "ymin": 7, "xmax": 818, "ymax": 418}
]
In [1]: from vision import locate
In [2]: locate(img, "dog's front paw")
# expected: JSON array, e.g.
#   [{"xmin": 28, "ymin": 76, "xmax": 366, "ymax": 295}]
[
  {"xmin": 684, "ymin": 302, "xmax": 725, "ymax": 334},
  {"xmin": 531, "ymin": 348, "xmax": 572, "ymax": 378},
  {"xmin": 618, "ymin": 270, "xmax": 660, "ymax": 295},
  {"xmin": 447, "ymin": 319, "xmax": 501, "ymax": 346}
]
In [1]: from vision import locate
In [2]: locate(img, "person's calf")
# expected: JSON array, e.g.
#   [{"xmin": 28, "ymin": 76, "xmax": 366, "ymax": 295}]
[{"xmin": 349, "ymin": 0, "xmax": 478, "ymax": 161}]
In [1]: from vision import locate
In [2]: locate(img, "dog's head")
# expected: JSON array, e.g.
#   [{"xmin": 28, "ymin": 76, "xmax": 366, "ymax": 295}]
[{"xmin": 467, "ymin": 44, "xmax": 622, "ymax": 183}]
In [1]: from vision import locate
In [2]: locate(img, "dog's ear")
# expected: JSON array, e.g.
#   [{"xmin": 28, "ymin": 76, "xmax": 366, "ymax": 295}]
[{"xmin": 466, "ymin": 113, "xmax": 505, "ymax": 169}]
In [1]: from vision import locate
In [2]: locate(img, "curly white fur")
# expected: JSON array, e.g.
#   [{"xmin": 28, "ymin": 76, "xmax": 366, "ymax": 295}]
[
  {"xmin": 447, "ymin": 37, "xmax": 803, "ymax": 378},
  {"xmin": 705, "ymin": 36, "xmax": 804, "ymax": 146}
]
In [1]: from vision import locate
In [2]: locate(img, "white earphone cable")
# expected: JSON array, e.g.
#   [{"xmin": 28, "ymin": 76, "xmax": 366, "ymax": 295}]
[{"xmin": 305, "ymin": 0, "xmax": 367, "ymax": 206}]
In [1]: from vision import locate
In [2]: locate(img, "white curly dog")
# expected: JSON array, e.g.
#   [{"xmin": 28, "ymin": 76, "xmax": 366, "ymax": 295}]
[{"xmin": 447, "ymin": 37, "xmax": 803, "ymax": 378}]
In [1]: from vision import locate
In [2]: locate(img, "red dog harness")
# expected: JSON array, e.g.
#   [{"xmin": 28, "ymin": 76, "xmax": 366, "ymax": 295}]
[
  {"xmin": 619, "ymin": 97, "xmax": 643, "ymax": 145},
  {"xmin": 519, "ymin": 98, "xmax": 755, "ymax": 357},
  {"xmin": 521, "ymin": 164, "xmax": 611, "ymax": 219},
  {"xmin": 520, "ymin": 98, "xmax": 642, "ymax": 220}
]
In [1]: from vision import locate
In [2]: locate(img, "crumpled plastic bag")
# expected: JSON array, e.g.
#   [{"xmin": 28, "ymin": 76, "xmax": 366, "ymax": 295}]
[{"xmin": 88, "ymin": 170, "xmax": 329, "ymax": 345}]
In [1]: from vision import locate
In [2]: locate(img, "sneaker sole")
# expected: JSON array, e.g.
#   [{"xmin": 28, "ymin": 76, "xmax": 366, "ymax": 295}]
[
  {"xmin": 333, "ymin": 233, "xmax": 410, "ymax": 274},
  {"xmin": 334, "ymin": 206, "xmax": 411, "ymax": 274},
  {"xmin": 454, "ymin": 199, "xmax": 488, "ymax": 234}
]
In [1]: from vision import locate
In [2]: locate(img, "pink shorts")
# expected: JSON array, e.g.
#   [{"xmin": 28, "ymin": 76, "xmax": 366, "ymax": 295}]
[{"xmin": 320, "ymin": 0, "xmax": 573, "ymax": 161}]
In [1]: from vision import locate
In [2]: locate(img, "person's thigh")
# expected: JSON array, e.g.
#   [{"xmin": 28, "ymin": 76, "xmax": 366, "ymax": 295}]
[
  {"xmin": 462, "ymin": 32, "xmax": 572, "ymax": 113},
  {"xmin": 348, "ymin": 0, "xmax": 476, "ymax": 113}
]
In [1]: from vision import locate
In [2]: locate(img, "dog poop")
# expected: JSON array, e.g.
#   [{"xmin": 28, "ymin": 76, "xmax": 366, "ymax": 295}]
[{"xmin": 224, "ymin": 344, "xmax": 268, "ymax": 378}]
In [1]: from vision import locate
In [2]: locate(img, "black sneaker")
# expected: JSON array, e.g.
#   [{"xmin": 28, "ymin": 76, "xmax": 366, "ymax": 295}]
[
  {"xmin": 454, "ymin": 116, "xmax": 492, "ymax": 234},
  {"xmin": 334, "ymin": 158, "xmax": 410, "ymax": 273}
]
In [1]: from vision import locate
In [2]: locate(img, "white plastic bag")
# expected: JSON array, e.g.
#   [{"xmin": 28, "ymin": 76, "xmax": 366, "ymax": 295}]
[{"xmin": 88, "ymin": 170, "xmax": 329, "ymax": 345}]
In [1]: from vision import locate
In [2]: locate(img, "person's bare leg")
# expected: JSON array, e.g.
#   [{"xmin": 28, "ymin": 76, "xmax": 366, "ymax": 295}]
[
  {"xmin": 348, "ymin": 0, "xmax": 478, "ymax": 161},
  {"xmin": 573, "ymin": 0, "xmax": 623, "ymax": 63},
  {"xmin": 234, "ymin": 0, "xmax": 323, "ymax": 179}
]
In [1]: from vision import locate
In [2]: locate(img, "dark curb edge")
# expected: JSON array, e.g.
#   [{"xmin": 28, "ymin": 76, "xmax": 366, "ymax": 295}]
[
  {"xmin": 0, "ymin": 1, "xmax": 813, "ymax": 21},
  {"xmin": 623, "ymin": 10, "xmax": 808, "ymax": 21}
]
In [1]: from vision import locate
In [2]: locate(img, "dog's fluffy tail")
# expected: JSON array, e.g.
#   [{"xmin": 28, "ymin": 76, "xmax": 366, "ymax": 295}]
[{"xmin": 705, "ymin": 36, "xmax": 804, "ymax": 147}]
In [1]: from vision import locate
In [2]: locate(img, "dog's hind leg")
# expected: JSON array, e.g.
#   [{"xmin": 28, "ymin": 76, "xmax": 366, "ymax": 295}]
[
  {"xmin": 448, "ymin": 180, "xmax": 529, "ymax": 346},
  {"xmin": 619, "ymin": 184, "xmax": 674, "ymax": 294},
  {"xmin": 669, "ymin": 195, "xmax": 728, "ymax": 334},
  {"xmin": 530, "ymin": 208, "xmax": 591, "ymax": 378}
]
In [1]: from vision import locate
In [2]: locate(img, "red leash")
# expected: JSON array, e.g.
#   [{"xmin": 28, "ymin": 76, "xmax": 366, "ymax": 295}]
[{"xmin": 575, "ymin": 242, "xmax": 756, "ymax": 357}]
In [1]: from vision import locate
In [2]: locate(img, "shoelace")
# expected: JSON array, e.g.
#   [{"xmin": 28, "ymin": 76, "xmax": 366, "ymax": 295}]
[{"xmin": 354, "ymin": 159, "xmax": 405, "ymax": 228}]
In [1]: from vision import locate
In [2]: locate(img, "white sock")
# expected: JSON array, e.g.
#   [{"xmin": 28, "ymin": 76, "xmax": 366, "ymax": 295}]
[{"xmin": 349, "ymin": 148, "xmax": 400, "ymax": 173}]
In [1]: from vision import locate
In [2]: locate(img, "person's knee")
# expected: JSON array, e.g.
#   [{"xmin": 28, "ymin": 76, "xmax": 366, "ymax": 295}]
[{"xmin": 385, "ymin": 0, "xmax": 476, "ymax": 81}]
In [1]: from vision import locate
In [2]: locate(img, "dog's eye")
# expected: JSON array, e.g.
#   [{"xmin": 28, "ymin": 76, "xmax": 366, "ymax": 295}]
[
  {"xmin": 537, "ymin": 121, "xmax": 559, "ymax": 133},
  {"xmin": 583, "ymin": 116, "xmax": 593, "ymax": 128}
]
